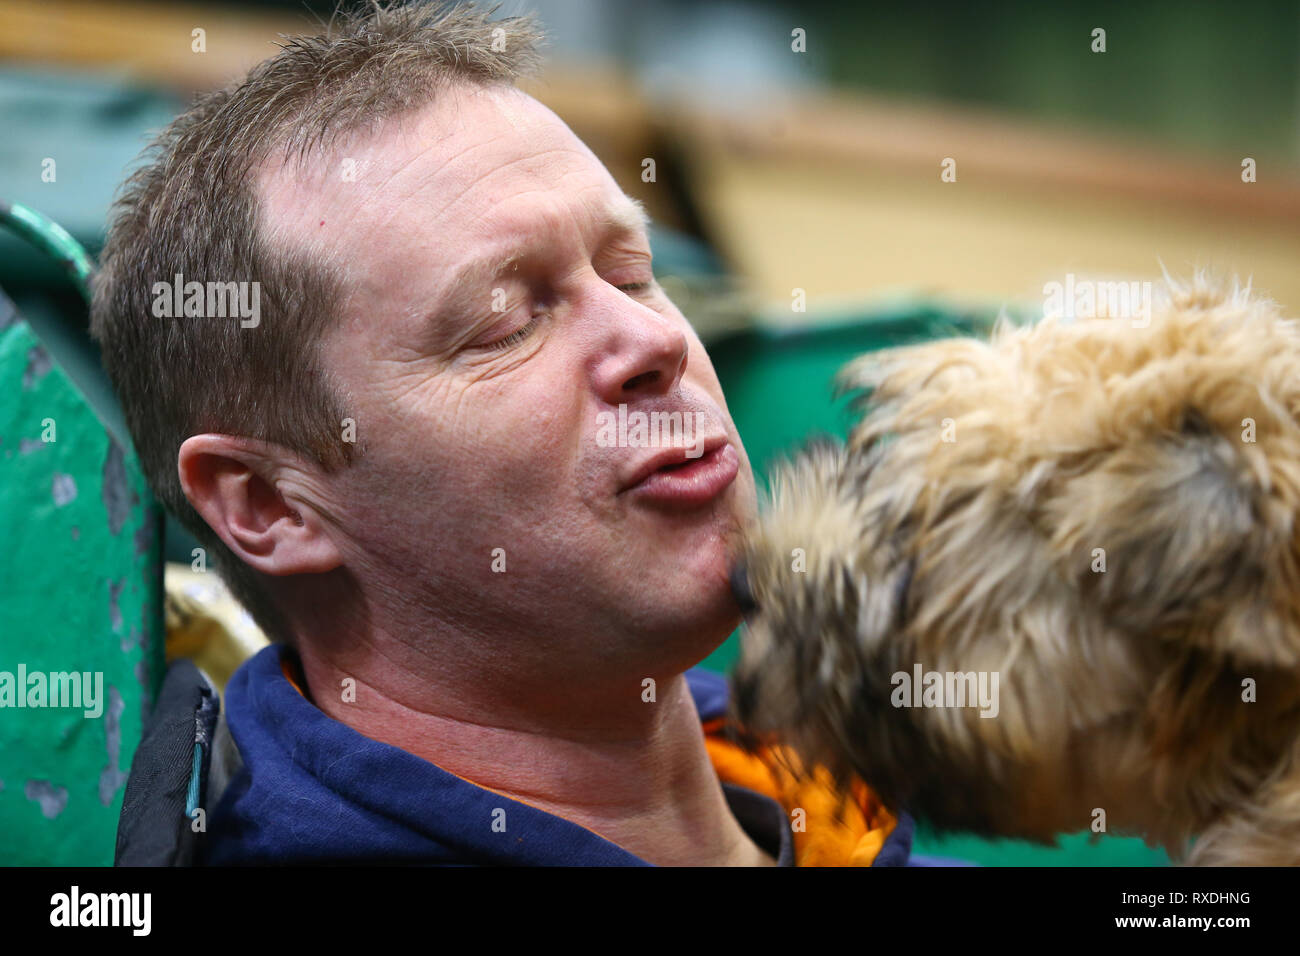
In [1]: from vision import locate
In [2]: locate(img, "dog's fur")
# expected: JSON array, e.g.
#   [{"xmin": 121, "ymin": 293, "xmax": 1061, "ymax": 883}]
[{"xmin": 730, "ymin": 275, "xmax": 1300, "ymax": 865}]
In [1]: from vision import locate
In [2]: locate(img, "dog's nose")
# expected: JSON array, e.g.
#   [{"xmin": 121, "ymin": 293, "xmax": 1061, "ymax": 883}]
[{"xmin": 730, "ymin": 561, "xmax": 759, "ymax": 615}]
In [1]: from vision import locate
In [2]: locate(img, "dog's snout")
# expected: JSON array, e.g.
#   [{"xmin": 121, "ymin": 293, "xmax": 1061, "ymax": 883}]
[{"xmin": 730, "ymin": 560, "xmax": 758, "ymax": 615}]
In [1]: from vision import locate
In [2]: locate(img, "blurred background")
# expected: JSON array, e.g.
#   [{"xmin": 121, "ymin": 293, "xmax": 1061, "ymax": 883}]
[{"xmin": 2, "ymin": 0, "xmax": 1298, "ymax": 866}]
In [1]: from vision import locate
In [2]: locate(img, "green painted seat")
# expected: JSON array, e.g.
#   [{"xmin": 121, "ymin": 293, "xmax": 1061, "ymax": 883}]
[{"xmin": 0, "ymin": 207, "xmax": 164, "ymax": 866}]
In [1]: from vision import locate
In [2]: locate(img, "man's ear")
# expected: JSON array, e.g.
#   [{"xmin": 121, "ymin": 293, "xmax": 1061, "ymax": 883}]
[{"xmin": 177, "ymin": 433, "xmax": 343, "ymax": 576}]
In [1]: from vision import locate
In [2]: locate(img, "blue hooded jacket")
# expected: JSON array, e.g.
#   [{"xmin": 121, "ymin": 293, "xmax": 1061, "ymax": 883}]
[{"xmin": 204, "ymin": 643, "xmax": 913, "ymax": 866}]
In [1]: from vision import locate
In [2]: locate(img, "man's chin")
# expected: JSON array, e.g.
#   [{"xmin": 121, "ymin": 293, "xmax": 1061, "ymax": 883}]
[
  {"xmin": 623, "ymin": 571, "xmax": 741, "ymax": 665},
  {"xmin": 631, "ymin": 612, "xmax": 739, "ymax": 679}
]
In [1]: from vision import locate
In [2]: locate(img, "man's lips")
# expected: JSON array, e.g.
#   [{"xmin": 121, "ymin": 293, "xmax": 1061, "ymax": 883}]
[{"xmin": 619, "ymin": 439, "xmax": 740, "ymax": 506}]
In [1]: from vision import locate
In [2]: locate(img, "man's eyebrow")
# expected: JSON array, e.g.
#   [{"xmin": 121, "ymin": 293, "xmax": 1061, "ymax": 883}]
[
  {"xmin": 420, "ymin": 199, "xmax": 652, "ymax": 340},
  {"xmin": 456, "ymin": 252, "xmax": 521, "ymax": 294},
  {"xmin": 413, "ymin": 252, "xmax": 519, "ymax": 346},
  {"xmin": 436, "ymin": 252, "xmax": 522, "ymax": 310},
  {"xmin": 445, "ymin": 199, "xmax": 647, "ymax": 296},
  {"xmin": 602, "ymin": 198, "xmax": 651, "ymax": 236}
]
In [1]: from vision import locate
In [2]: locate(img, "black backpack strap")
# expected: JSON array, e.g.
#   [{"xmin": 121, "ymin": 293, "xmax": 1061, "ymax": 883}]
[{"xmin": 114, "ymin": 659, "xmax": 220, "ymax": 866}]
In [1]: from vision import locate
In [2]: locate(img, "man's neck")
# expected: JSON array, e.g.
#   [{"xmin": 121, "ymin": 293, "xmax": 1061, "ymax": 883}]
[{"xmin": 294, "ymin": 645, "xmax": 775, "ymax": 867}]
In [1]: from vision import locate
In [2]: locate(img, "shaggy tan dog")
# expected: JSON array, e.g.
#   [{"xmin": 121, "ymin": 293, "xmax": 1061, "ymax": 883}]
[{"xmin": 730, "ymin": 275, "xmax": 1300, "ymax": 865}]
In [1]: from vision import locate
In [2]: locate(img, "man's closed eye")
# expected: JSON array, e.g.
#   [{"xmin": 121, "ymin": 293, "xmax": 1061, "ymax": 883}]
[{"xmin": 485, "ymin": 315, "xmax": 543, "ymax": 351}]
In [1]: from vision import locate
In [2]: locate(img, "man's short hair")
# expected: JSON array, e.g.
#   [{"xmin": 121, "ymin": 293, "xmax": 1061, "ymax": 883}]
[{"xmin": 90, "ymin": 1, "xmax": 544, "ymax": 643}]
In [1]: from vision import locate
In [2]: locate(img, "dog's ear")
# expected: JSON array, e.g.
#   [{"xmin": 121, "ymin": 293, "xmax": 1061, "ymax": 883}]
[{"xmin": 1047, "ymin": 408, "xmax": 1300, "ymax": 668}]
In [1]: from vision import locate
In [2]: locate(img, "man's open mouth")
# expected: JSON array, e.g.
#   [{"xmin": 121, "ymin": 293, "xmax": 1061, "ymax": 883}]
[{"xmin": 621, "ymin": 441, "xmax": 740, "ymax": 507}]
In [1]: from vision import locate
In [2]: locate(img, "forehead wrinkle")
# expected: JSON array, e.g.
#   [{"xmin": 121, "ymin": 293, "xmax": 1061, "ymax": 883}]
[
  {"xmin": 256, "ymin": 116, "xmax": 516, "ymax": 259},
  {"xmin": 425, "ymin": 145, "xmax": 600, "ymax": 226},
  {"xmin": 284, "ymin": 119, "xmax": 633, "ymax": 288}
]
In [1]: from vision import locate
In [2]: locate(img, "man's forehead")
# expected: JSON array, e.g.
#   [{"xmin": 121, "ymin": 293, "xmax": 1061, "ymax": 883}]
[{"xmin": 256, "ymin": 83, "xmax": 630, "ymax": 260}]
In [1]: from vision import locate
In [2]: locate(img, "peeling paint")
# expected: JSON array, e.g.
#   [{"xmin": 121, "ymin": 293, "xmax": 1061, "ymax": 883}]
[
  {"xmin": 133, "ymin": 506, "xmax": 157, "ymax": 558},
  {"xmin": 1, "ymin": 316, "xmax": 165, "ymax": 863},
  {"xmin": 136, "ymin": 659, "xmax": 152, "ymax": 726},
  {"xmin": 101, "ymin": 437, "xmax": 137, "ymax": 535},
  {"xmin": 98, "ymin": 686, "xmax": 127, "ymax": 806},
  {"xmin": 51, "ymin": 472, "xmax": 77, "ymax": 506},
  {"xmin": 25, "ymin": 779, "xmax": 68, "ymax": 819},
  {"xmin": 108, "ymin": 579, "xmax": 124, "ymax": 633},
  {"xmin": 138, "ymin": 593, "xmax": 154, "ymax": 664},
  {"xmin": 22, "ymin": 344, "xmax": 52, "ymax": 390}
]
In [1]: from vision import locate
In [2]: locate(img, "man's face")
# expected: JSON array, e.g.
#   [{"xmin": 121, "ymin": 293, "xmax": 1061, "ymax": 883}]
[{"xmin": 260, "ymin": 84, "xmax": 757, "ymax": 677}]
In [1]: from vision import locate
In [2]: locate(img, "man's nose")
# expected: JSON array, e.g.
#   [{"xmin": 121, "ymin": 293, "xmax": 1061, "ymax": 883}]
[{"xmin": 587, "ymin": 284, "xmax": 690, "ymax": 402}]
